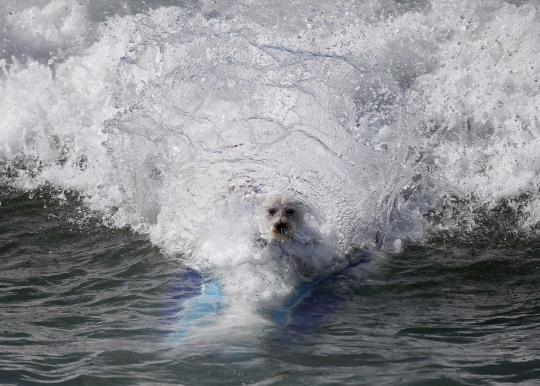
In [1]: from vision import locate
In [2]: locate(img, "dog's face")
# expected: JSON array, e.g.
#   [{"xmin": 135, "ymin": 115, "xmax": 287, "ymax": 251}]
[{"xmin": 258, "ymin": 194, "xmax": 304, "ymax": 241}]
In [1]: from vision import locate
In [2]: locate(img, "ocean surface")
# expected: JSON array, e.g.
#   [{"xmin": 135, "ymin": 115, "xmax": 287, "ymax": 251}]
[{"xmin": 2, "ymin": 0, "xmax": 540, "ymax": 384}]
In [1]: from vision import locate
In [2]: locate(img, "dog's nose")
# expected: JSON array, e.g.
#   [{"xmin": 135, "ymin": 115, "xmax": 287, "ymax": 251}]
[{"xmin": 275, "ymin": 222, "xmax": 288, "ymax": 233}]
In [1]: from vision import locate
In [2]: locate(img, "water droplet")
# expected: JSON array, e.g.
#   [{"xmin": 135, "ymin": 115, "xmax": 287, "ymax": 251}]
[
  {"xmin": 457, "ymin": 41, "xmax": 461, "ymax": 45},
  {"xmin": 498, "ymin": 101, "xmax": 504, "ymax": 107}
]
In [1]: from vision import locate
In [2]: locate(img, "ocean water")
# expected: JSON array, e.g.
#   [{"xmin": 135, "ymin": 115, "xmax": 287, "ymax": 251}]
[{"xmin": 1, "ymin": 0, "xmax": 540, "ymax": 384}]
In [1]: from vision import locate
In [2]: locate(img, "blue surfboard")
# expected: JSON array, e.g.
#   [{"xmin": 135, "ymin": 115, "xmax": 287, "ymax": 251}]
[
  {"xmin": 167, "ymin": 253, "xmax": 371, "ymax": 342},
  {"xmin": 168, "ymin": 277, "xmax": 225, "ymax": 343}
]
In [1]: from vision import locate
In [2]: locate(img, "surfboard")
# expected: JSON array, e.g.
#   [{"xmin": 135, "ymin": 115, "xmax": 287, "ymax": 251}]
[
  {"xmin": 167, "ymin": 253, "xmax": 371, "ymax": 342},
  {"xmin": 168, "ymin": 277, "xmax": 225, "ymax": 343}
]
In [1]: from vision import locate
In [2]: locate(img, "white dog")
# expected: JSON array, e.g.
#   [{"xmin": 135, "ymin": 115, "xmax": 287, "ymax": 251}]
[{"xmin": 256, "ymin": 193, "xmax": 315, "ymax": 278}]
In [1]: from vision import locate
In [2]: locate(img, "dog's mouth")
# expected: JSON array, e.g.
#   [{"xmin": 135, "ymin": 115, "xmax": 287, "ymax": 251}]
[
  {"xmin": 271, "ymin": 222, "xmax": 293, "ymax": 240},
  {"xmin": 275, "ymin": 222, "xmax": 288, "ymax": 234}
]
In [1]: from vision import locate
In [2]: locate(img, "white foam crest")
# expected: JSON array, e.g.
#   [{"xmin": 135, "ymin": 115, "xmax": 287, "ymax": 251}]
[
  {"xmin": 0, "ymin": 13, "xmax": 139, "ymax": 217},
  {"xmin": 3, "ymin": 0, "xmax": 540, "ymax": 266},
  {"xmin": 0, "ymin": 0, "xmax": 96, "ymax": 62},
  {"xmin": 397, "ymin": 1, "xmax": 540, "ymax": 229}
]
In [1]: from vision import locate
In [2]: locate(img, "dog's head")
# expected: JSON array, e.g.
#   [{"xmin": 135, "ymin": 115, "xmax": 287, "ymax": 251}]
[{"xmin": 257, "ymin": 193, "xmax": 305, "ymax": 241}]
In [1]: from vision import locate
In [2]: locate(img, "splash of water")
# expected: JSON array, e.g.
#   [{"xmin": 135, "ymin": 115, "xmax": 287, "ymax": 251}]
[{"xmin": 2, "ymin": 1, "xmax": 540, "ymax": 320}]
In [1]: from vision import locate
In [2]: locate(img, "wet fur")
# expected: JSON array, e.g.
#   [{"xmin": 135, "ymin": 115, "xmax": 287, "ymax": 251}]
[{"xmin": 257, "ymin": 193, "xmax": 315, "ymax": 278}]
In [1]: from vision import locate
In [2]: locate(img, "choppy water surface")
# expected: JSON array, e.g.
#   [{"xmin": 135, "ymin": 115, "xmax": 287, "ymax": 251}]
[
  {"xmin": 2, "ymin": 0, "xmax": 540, "ymax": 384},
  {"xmin": 2, "ymin": 187, "xmax": 540, "ymax": 385}
]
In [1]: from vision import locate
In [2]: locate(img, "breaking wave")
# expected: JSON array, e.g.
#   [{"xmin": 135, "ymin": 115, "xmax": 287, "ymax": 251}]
[{"xmin": 2, "ymin": 0, "xmax": 540, "ymax": 308}]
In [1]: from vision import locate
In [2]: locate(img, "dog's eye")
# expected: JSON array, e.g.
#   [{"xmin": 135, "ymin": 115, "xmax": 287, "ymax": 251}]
[
  {"xmin": 285, "ymin": 209, "xmax": 295, "ymax": 216},
  {"xmin": 267, "ymin": 209, "xmax": 277, "ymax": 216}
]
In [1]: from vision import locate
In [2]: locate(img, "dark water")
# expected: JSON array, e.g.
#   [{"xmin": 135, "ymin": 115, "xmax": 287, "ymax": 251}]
[{"xmin": 2, "ymin": 187, "xmax": 540, "ymax": 385}]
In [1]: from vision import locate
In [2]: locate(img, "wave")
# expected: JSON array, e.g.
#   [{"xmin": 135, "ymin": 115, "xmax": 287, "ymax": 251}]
[{"xmin": 1, "ymin": 0, "xmax": 540, "ymax": 275}]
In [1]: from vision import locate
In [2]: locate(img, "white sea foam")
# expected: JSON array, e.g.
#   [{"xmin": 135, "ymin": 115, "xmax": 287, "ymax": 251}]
[{"xmin": 2, "ymin": 0, "xmax": 540, "ymax": 326}]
